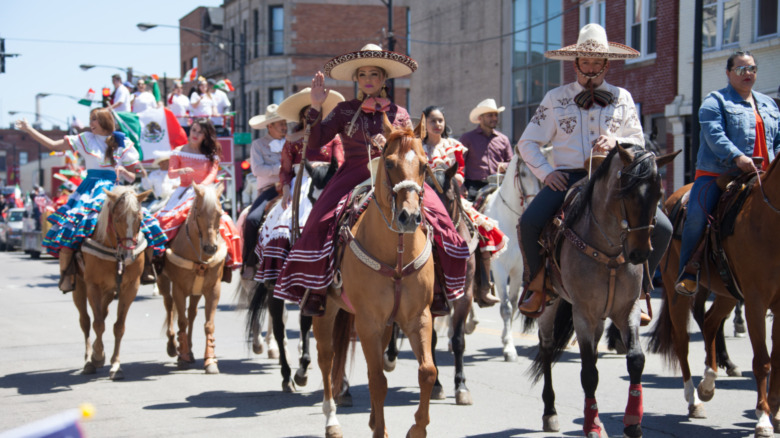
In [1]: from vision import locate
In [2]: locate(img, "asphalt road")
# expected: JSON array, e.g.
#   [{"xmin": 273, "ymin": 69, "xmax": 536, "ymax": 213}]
[{"xmin": 0, "ymin": 250, "xmax": 768, "ymax": 437}]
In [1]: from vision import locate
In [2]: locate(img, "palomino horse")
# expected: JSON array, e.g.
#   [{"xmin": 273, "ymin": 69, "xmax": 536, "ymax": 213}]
[
  {"xmin": 649, "ymin": 157, "xmax": 780, "ymax": 437},
  {"xmin": 481, "ymin": 148, "xmax": 549, "ymax": 361},
  {"xmin": 527, "ymin": 145, "xmax": 676, "ymax": 438},
  {"xmin": 157, "ymin": 183, "xmax": 226, "ymax": 374},
  {"xmin": 314, "ymin": 116, "xmax": 436, "ymax": 438},
  {"xmin": 72, "ymin": 186, "xmax": 151, "ymax": 380}
]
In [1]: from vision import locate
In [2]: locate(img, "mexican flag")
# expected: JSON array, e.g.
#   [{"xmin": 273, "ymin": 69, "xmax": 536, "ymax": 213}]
[
  {"xmin": 113, "ymin": 108, "xmax": 188, "ymax": 162},
  {"xmin": 78, "ymin": 89, "xmax": 95, "ymax": 106}
]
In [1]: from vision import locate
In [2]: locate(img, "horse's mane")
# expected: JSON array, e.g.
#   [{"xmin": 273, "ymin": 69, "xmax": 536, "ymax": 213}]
[
  {"xmin": 385, "ymin": 126, "xmax": 424, "ymax": 161},
  {"xmin": 94, "ymin": 186, "xmax": 140, "ymax": 242},
  {"xmin": 563, "ymin": 145, "xmax": 655, "ymax": 229}
]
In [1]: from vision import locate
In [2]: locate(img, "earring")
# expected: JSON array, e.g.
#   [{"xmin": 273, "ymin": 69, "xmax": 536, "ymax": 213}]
[
  {"xmin": 380, "ymin": 86, "xmax": 387, "ymax": 98},
  {"xmin": 357, "ymin": 90, "xmax": 365, "ymax": 100}
]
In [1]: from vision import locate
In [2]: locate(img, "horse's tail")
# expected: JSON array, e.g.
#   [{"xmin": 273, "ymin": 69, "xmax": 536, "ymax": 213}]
[
  {"xmin": 245, "ymin": 282, "xmax": 271, "ymax": 341},
  {"xmin": 527, "ymin": 300, "xmax": 575, "ymax": 384},
  {"xmin": 646, "ymin": 286, "xmax": 683, "ymax": 370},
  {"xmin": 331, "ymin": 309, "xmax": 356, "ymax": 398}
]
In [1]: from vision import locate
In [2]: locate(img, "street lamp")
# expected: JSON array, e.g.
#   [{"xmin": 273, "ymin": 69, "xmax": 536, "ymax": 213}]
[
  {"xmin": 137, "ymin": 22, "xmax": 247, "ymax": 132},
  {"xmin": 35, "ymin": 93, "xmax": 80, "ymax": 129},
  {"xmin": 79, "ymin": 64, "xmax": 146, "ymax": 82}
]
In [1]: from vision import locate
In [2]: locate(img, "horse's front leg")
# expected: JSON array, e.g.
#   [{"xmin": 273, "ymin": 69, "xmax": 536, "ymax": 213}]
[
  {"xmin": 295, "ymin": 314, "xmax": 313, "ymax": 387},
  {"xmin": 744, "ymin": 299, "xmax": 773, "ymax": 437},
  {"xmin": 450, "ymin": 294, "xmax": 472, "ymax": 405},
  {"xmin": 614, "ymin": 303, "xmax": 645, "ymax": 438},
  {"xmin": 172, "ymin": 284, "xmax": 192, "ymax": 369},
  {"xmin": 400, "ymin": 310, "xmax": 436, "ymax": 438},
  {"xmin": 84, "ymin": 282, "xmax": 107, "ymax": 374},
  {"xmin": 71, "ymin": 279, "xmax": 92, "ymax": 367},
  {"xmin": 357, "ymin": 316, "xmax": 391, "ymax": 438},
  {"xmin": 768, "ymin": 308, "xmax": 780, "ymax": 432},
  {"xmin": 697, "ymin": 295, "xmax": 735, "ymax": 403},
  {"xmin": 536, "ymin": 299, "xmax": 560, "ymax": 433},
  {"xmin": 108, "ymin": 272, "xmax": 141, "ymax": 380},
  {"xmin": 494, "ymin": 261, "xmax": 518, "ymax": 362},
  {"xmin": 573, "ymin": 314, "xmax": 605, "ymax": 438},
  {"xmin": 269, "ymin": 297, "xmax": 292, "ymax": 391},
  {"xmin": 187, "ymin": 293, "xmax": 200, "ymax": 363},
  {"xmin": 158, "ymin": 272, "xmax": 177, "ymax": 358},
  {"xmin": 202, "ymin": 279, "xmax": 221, "ymax": 374}
]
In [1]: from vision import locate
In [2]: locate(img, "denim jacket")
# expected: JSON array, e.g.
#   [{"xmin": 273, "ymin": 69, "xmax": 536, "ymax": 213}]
[{"xmin": 697, "ymin": 83, "xmax": 780, "ymax": 174}]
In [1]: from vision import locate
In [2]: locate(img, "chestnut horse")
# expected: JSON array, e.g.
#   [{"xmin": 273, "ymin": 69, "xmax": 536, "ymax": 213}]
[
  {"xmin": 527, "ymin": 146, "xmax": 676, "ymax": 438},
  {"xmin": 314, "ymin": 116, "xmax": 436, "ymax": 438},
  {"xmin": 157, "ymin": 183, "xmax": 226, "ymax": 374},
  {"xmin": 73, "ymin": 186, "xmax": 151, "ymax": 380},
  {"xmin": 649, "ymin": 156, "xmax": 780, "ymax": 437}
]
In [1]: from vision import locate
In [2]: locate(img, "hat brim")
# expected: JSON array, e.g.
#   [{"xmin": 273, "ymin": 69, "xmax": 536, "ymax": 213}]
[
  {"xmin": 277, "ymin": 90, "xmax": 345, "ymax": 122},
  {"xmin": 469, "ymin": 106, "xmax": 505, "ymax": 124},
  {"xmin": 325, "ymin": 49, "xmax": 418, "ymax": 81},
  {"xmin": 249, "ymin": 114, "xmax": 285, "ymax": 130},
  {"xmin": 544, "ymin": 42, "xmax": 640, "ymax": 61}
]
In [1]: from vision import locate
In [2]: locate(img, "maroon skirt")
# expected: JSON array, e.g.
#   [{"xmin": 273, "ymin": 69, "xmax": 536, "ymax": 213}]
[{"xmin": 273, "ymin": 154, "xmax": 468, "ymax": 303}]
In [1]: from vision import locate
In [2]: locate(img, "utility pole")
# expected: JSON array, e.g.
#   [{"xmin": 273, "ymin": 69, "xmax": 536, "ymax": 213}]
[
  {"xmin": 0, "ymin": 38, "xmax": 20, "ymax": 74},
  {"xmin": 690, "ymin": 0, "xmax": 703, "ymax": 184}
]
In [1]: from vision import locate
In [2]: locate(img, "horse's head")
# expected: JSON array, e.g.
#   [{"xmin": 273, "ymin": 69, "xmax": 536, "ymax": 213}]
[
  {"xmin": 306, "ymin": 154, "xmax": 339, "ymax": 204},
  {"xmin": 98, "ymin": 186, "xmax": 151, "ymax": 262},
  {"xmin": 375, "ymin": 113, "xmax": 428, "ymax": 233},
  {"xmin": 190, "ymin": 183, "xmax": 224, "ymax": 256},
  {"xmin": 598, "ymin": 144, "xmax": 677, "ymax": 264},
  {"xmin": 429, "ymin": 162, "xmax": 463, "ymax": 222}
]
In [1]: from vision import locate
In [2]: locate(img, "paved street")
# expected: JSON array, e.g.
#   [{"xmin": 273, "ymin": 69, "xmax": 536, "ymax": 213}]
[{"xmin": 0, "ymin": 250, "xmax": 767, "ymax": 437}]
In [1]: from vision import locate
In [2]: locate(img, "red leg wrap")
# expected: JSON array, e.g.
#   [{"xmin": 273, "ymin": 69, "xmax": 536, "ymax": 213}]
[
  {"xmin": 624, "ymin": 383, "xmax": 643, "ymax": 426},
  {"xmin": 584, "ymin": 397, "xmax": 601, "ymax": 435}
]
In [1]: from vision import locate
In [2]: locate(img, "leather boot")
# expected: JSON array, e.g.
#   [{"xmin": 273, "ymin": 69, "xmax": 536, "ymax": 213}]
[
  {"xmin": 301, "ymin": 289, "xmax": 326, "ymax": 317},
  {"xmin": 221, "ymin": 266, "xmax": 233, "ymax": 283},
  {"xmin": 140, "ymin": 247, "xmax": 156, "ymax": 285},
  {"xmin": 518, "ymin": 270, "xmax": 547, "ymax": 318},
  {"xmin": 475, "ymin": 252, "xmax": 500, "ymax": 308},
  {"xmin": 430, "ymin": 291, "xmax": 450, "ymax": 316},
  {"xmin": 58, "ymin": 248, "xmax": 76, "ymax": 293}
]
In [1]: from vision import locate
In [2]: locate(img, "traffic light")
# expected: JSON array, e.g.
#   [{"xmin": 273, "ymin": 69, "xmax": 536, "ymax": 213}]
[
  {"xmin": 240, "ymin": 160, "xmax": 251, "ymax": 171},
  {"xmin": 101, "ymin": 87, "xmax": 111, "ymax": 107}
]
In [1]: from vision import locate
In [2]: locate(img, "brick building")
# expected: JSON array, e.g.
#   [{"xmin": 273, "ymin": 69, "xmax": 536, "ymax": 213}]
[{"xmin": 0, "ymin": 128, "xmax": 67, "ymax": 194}]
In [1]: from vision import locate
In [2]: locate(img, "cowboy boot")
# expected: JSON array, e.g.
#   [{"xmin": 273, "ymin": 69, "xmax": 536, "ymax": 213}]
[
  {"xmin": 430, "ymin": 282, "xmax": 451, "ymax": 317},
  {"xmin": 140, "ymin": 247, "xmax": 156, "ymax": 285},
  {"xmin": 221, "ymin": 266, "xmax": 233, "ymax": 283},
  {"xmin": 301, "ymin": 288, "xmax": 326, "ymax": 317},
  {"xmin": 475, "ymin": 251, "xmax": 499, "ymax": 307},
  {"xmin": 518, "ymin": 270, "xmax": 547, "ymax": 317},
  {"xmin": 58, "ymin": 247, "xmax": 76, "ymax": 293}
]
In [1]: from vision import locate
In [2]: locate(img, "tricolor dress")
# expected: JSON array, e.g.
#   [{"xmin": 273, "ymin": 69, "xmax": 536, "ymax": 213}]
[
  {"xmin": 42, "ymin": 132, "xmax": 167, "ymax": 257},
  {"xmin": 153, "ymin": 149, "xmax": 243, "ymax": 268},
  {"xmin": 253, "ymin": 135, "xmax": 343, "ymax": 283},
  {"xmin": 274, "ymin": 99, "xmax": 469, "ymax": 303},
  {"xmin": 425, "ymin": 137, "xmax": 509, "ymax": 258}
]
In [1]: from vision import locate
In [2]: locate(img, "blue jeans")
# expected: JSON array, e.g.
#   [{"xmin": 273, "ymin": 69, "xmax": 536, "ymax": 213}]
[{"xmin": 678, "ymin": 175, "xmax": 722, "ymax": 277}]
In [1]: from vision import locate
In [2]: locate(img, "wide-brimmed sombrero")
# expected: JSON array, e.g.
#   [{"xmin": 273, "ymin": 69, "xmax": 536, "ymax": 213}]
[
  {"xmin": 249, "ymin": 104, "xmax": 285, "ymax": 130},
  {"xmin": 544, "ymin": 23, "xmax": 640, "ymax": 61},
  {"xmin": 324, "ymin": 44, "xmax": 418, "ymax": 81},
  {"xmin": 276, "ymin": 88, "xmax": 345, "ymax": 122}
]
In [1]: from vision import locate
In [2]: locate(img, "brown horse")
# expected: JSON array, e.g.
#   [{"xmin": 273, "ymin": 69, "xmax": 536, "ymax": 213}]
[
  {"xmin": 313, "ymin": 116, "xmax": 436, "ymax": 438},
  {"xmin": 157, "ymin": 183, "xmax": 226, "ymax": 374},
  {"xmin": 527, "ymin": 146, "xmax": 676, "ymax": 438},
  {"xmin": 649, "ymin": 156, "xmax": 780, "ymax": 437},
  {"xmin": 73, "ymin": 186, "xmax": 151, "ymax": 380}
]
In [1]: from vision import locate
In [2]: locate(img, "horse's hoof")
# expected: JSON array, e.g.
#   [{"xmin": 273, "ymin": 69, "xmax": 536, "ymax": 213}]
[
  {"xmin": 187, "ymin": 354, "xmax": 196, "ymax": 364},
  {"xmin": 503, "ymin": 350, "xmax": 518, "ymax": 362},
  {"xmin": 109, "ymin": 368, "xmax": 124, "ymax": 380},
  {"xmin": 325, "ymin": 425, "xmax": 343, "ymax": 438},
  {"xmin": 293, "ymin": 371, "xmax": 308, "ymax": 387},
  {"xmin": 204, "ymin": 363, "xmax": 219, "ymax": 375},
  {"xmin": 688, "ymin": 403, "xmax": 706, "ymax": 418},
  {"xmin": 587, "ymin": 431, "xmax": 606, "ymax": 438},
  {"xmin": 735, "ymin": 322, "xmax": 747, "ymax": 336},
  {"xmin": 383, "ymin": 353, "xmax": 397, "ymax": 372},
  {"xmin": 82, "ymin": 362, "xmax": 97, "ymax": 375},
  {"xmin": 91, "ymin": 356, "xmax": 105, "ymax": 369},
  {"xmin": 177, "ymin": 359, "xmax": 190, "ymax": 370},
  {"xmin": 697, "ymin": 383, "xmax": 715, "ymax": 402},
  {"xmin": 455, "ymin": 388, "xmax": 473, "ymax": 405},
  {"xmin": 623, "ymin": 423, "xmax": 642, "ymax": 438},
  {"xmin": 542, "ymin": 414, "xmax": 559, "ymax": 432},
  {"xmin": 282, "ymin": 380, "xmax": 295, "ymax": 393},
  {"xmin": 464, "ymin": 319, "xmax": 478, "ymax": 335},
  {"xmin": 430, "ymin": 385, "xmax": 445, "ymax": 400},
  {"xmin": 268, "ymin": 348, "xmax": 280, "ymax": 360},
  {"xmin": 336, "ymin": 392, "xmax": 352, "ymax": 408},
  {"xmin": 726, "ymin": 366, "xmax": 742, "ymax": 377},
  {"xmin": 166, "ymin": 341, "xmax": 177, "ymax": 358},
  {"xmin": 756, "ymin": 425, "xmax": 774, "ymax": 437},
  {"xmin": 252, "ymin": 342, "xmax": 265, "ymax": 355}
]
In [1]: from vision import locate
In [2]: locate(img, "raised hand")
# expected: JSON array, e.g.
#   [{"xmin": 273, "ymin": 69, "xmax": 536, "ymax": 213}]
[{"xmin": 310, "ymin": 71, "xmax": 329, "ymax": 110}]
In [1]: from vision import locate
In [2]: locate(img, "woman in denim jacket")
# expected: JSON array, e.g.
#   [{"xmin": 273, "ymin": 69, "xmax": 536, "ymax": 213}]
[{"xmin": 676, "ymin": 51, "xmax": 780, "ymax": 295}]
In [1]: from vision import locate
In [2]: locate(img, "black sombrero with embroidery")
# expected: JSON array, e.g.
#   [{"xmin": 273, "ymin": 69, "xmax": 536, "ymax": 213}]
[{"xmin": 324, "ymin": 44, "xmax": 418, "ymax": 81}]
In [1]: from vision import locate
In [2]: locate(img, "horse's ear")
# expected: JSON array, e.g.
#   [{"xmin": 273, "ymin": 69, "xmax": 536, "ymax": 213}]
[
  {"xmin": 414, "ymin": 113, "xmax": 427, "ymax": 140},
  {"xmin": 103, "ymin": 188, "xmax": 117, "ymax": 203},
  {"xmin": 655, "ymin": 149, "xmax": 681, "ymax": 169},
  {"xmin": 382, "ymin": 112, "xmax": 394, "ymax": 140},
  {"xmin": 136, "ymin": 189, "xmax": 153, "ymax": 203},
  {"xmin": 445, "ymin": 161, "xmax": 458, "ymax": 181},
  {"xmin": 192, "ymin": 182, "xmax": 203, "ymax": 197},
  {"xmin": 617, "ymin": 143, "xmax": 634, "ymax": 166}
]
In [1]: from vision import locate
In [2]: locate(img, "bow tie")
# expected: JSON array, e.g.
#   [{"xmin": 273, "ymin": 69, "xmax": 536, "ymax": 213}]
[
  {"xmin": 574, "ymin": 88, "xmax": 614, "ymax": 109},
  {"xmin": 361, "ymin": 97, "xmax": 391, "ymax": 114}
]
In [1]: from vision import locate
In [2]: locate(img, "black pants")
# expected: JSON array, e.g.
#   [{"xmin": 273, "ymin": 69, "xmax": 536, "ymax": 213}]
[
  {"xmin": 242, "ymin": 185, "xmax": 280, "ymax": 265},
  {"xmin": 464, "ymin": 179, "xmax": 488, "ymax": 201}
]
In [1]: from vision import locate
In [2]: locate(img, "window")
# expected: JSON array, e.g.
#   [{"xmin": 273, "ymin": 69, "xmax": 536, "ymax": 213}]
[
  {"xmin": 269, "ymin": 87, "xmax": 284, "ymax": 105},
  {"xmin": 626, "ymin": 0, "xmax": 657, "ymax": 58},
  {"xmin": 191, "ymin": 56, "xmax": 198, "ymax": 69},
  {"xmin": 253, "ymin": 9, "xmax": 260, "ymax": 58},
  {"xmin": 511, "ymin": 0, "xmax": 562, "ymax": 141},
  {"xmin": 19, "ymin": 151, "xmax": 28, "ymax": 166},
  {"xmin": 757, "ymin": 0, "xmax": 779, "ymax": 38},
  {"xmin": 580, "ymin": 0, "xmax": 606, "ymax": 28},
  {"xmin": 269, "ymin": 6, "xmax": 284, "ymax": 55},
  {"xmin": 702, "ymin": 0, "xmax": 740, "ymax": 50},
  {"xmin": 231, "ymin": 28, "xmax": 236, "ymax": 71},
  {"xmin": 254, "ymin": 90, "xmax": 260, "ymax": 139}
]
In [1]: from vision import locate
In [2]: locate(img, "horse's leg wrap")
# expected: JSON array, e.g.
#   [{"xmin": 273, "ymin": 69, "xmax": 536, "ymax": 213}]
[
  {"xmin": 583, "ymin": 397, "xmax": 602, "ymax": 435},
  {"xmin": 624, "ymin": 383, "xmax": 643, "ymax": 426}
]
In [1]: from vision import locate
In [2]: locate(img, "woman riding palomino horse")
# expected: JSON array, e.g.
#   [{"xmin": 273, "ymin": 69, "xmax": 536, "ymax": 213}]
[
  {"xmin": 15, "ymin": 108, "xmax": 166, "ymax": 292},
  {"xmin": 273, "ymin": 44, "xmax": 469, "ymax": 318},
  {"xmin": 153, "ymin": 118, "xmax": 242, "ymax": 281}
]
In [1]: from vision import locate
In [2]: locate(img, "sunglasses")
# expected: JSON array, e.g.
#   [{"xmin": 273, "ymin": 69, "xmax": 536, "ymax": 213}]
[{"xmin": 732, "ymin": 65, "xmax": 757, "ymax": 76}]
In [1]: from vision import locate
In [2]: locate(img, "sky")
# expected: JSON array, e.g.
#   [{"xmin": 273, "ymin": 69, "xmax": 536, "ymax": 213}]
[{"xmin": 0, "ymin": 0, "xmax": 223, "ymax": 131}]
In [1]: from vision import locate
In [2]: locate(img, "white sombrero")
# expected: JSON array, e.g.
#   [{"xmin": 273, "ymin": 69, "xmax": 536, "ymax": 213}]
[
  {"xmin": 276, "ymin": 88, "xmax": 345, "ymax": 122},
  {"xmin": 152, "ymin": 150, "xmax": 172, "ymax": 166},
  {"xmin": 544, "ymin": 23, "xmax": 640, "ymax": 61},
  {"xmin": 469, "ymin": 98, "xmax": 505, "ymax": 124},
  {"xmin": 249, "ymin": 104, "xmax": 285, "ymax": 130},
  {"xmin": 324, "ymin": 44, "xmax": 418, "ymax": 81}
]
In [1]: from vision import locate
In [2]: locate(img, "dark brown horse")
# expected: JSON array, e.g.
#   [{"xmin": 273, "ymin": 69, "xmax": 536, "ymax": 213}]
[{"xmin": 649, "ymin": 156, "xmax": 780, "ymax": 437}]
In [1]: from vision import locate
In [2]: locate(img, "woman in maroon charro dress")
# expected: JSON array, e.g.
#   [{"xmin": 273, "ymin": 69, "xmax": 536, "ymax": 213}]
[{"xmin": 274, "ymin": 44, "xmax": 469, "ymax": 317}]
